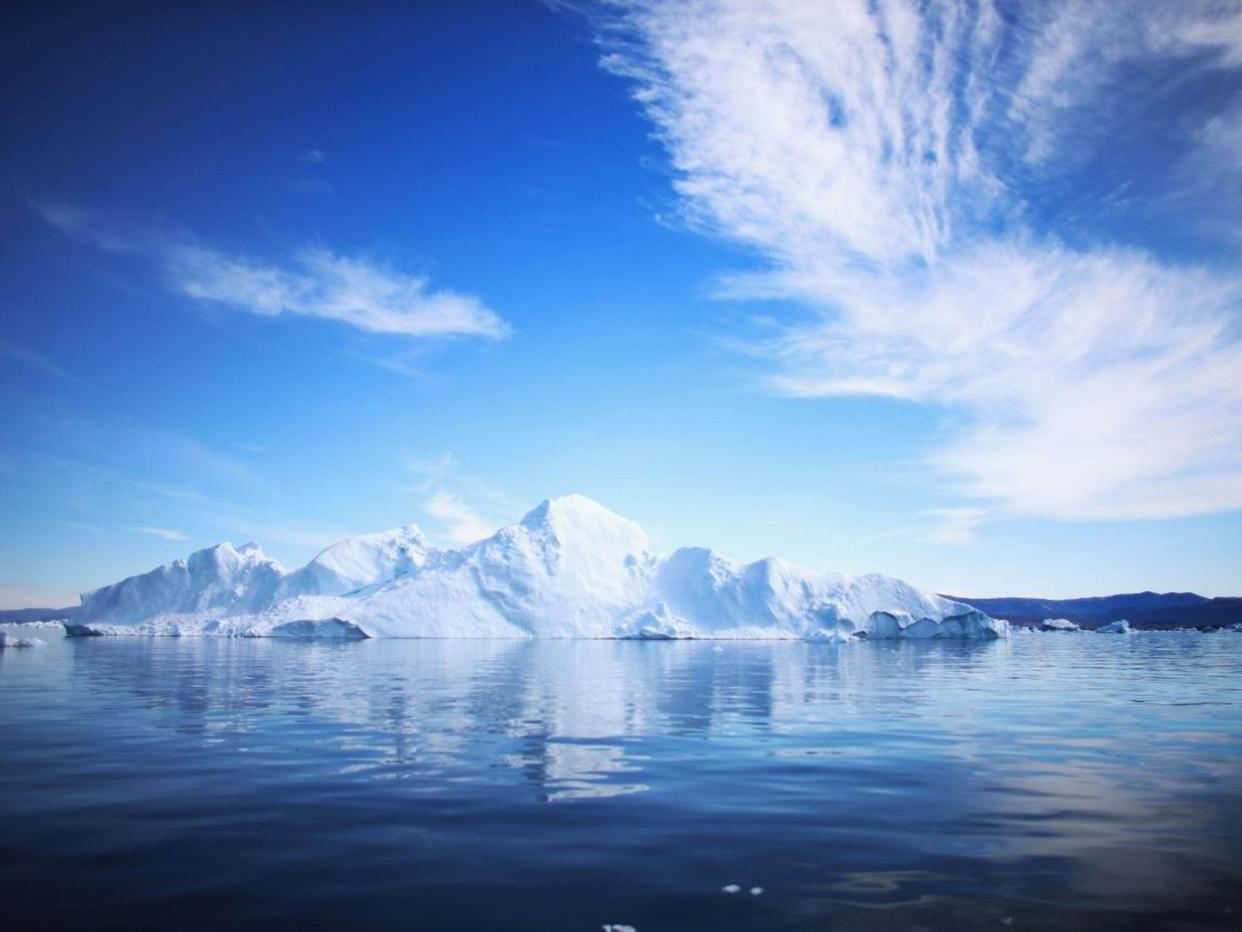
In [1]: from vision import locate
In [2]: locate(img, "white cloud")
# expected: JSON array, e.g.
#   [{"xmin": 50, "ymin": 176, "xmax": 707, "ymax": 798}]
[
  {"xmin": 131, "ymin": 526, "xmax": 188, "ymax": 541},
  {"xmin": 0, "ymin": 340, "xmax": 76, "ymax": 382},
  {"xmin": 600, "ymin": 0, "xmax": 1242, "ymax": 522},
  {"xmin": 406, "ymin": 452, "xmax": 457, "ymax": 477},
  {"xmin": 423, "ymin": 490, "xmax": 498, "ymax": 544},
  {"xmin": 924, "ymin": 507, "xmax": 987, "ymax": 546},
  {"xmin": 402, "ymin": 452, "xmax": 513, "ymax": 544},
  {"xmin": 166, "ymin": 244, "xmax": 507, "ymax": 339},
  {"xmin": 1003, "ymin": 1, "xmax": 1242, "ymax": 167},
  {"xmin": 35, "ymin": 201, "xmax": 508, "ymax": 340}
]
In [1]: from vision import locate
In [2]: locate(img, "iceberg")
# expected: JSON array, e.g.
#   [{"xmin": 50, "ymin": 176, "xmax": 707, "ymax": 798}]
[
  {"xmin": 1096, "ymin": 619, "xmax": 1132, "ymax": 634},
  {"xmin": 1038, "ymin": 618, "xmax": 1080, "ymax": 632},
  {"xmin": 66, "ymin": 495, "xmax": 1008, "ymax": 641}
]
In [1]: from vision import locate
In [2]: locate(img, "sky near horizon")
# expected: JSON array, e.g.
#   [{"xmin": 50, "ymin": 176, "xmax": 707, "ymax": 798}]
[{"xmin": 2, "ymin": 0, "xmax": 1242, "ymax": 607}]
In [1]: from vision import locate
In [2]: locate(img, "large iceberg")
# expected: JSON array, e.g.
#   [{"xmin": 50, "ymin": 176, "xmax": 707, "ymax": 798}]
[{"xmin": 67, "ymin": 495, "xmax": 1007, "ymax": 641}]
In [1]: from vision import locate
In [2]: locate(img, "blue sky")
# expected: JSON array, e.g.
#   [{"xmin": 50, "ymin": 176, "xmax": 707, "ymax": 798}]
[{"xmin": 2, "ymin": 0, "xmax": 1241, "ymax": 607}]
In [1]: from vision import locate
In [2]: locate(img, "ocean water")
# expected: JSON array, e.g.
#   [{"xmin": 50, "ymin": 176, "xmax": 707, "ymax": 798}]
[{"xmin": 1, "ymin": 632, "xmax": 1240, "ymax": 931}]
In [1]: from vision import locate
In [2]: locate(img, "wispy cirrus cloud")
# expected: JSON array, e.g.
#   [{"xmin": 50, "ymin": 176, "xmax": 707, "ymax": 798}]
[
  {"xmin": 130, "ymin": 526, "xmax": 188, "ymax": 541},
  {"xmin": 598, "ymin": 0, "xmax": 1242, "ymax": 525},
  {"xmin": 423, "ymin": 490, "xmax": 498, "ymax": 545},
  {"xmin": 0, "ymin": 340, "xmax": 77, "ymax": 382},
  {"xmin": 404, "ymin": 452, "xmax": 510, "ymax": 544},
  {"xmin": 34, "ymin": 201, "xmax": 508, "ymax": 340}
]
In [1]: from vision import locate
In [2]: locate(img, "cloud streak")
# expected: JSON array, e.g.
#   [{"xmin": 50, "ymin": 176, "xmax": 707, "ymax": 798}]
[
  {"xmin": 423, "ymin": 490, "xmax": 498, "ymax": 544},
  {"xmin": 599, "ymin": 0, "xmax": 1242, "ymax": 523},
  {"xmin": 35, "ymin": 201, "xmax": 508, "ymax": 340},
  {"xmin": 403, "ymin": 451, "xmax": 511, "ymax": 544},
  {"xmin": 131, "ymin": 526, "xmax": 188, "ymax": 541},
  {"xmin": 0, "ymin": 340, "xmax": 76, "ymax": 382}
]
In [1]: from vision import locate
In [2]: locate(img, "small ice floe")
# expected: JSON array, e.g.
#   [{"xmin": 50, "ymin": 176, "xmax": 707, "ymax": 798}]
[
  {"xmin": 749, "ymin": 887, "xmax": 764, "ymax": 896},
  {"xmin": 602, "ymin": 925, "xmax": 636, "ymax": 932},
  {"xmin": 0, "ymin": 631, "xmax": 45, "ymax": 649},
  {"xmin": 1038, "ymin": 617, "xmax": 1080, "ymax": 632},
  {"xmin": 1096, "ymin": 619, "xmax": 1132, "ymax": 634},
  {"xmin": 721, "ymin": 884, "xmax": 741, "ymax": 894}
]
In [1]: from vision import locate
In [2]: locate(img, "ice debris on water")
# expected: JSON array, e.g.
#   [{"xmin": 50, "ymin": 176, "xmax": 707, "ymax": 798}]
[
  {"xmin": 749, "ymin": 887, "xmax": 763, "ymax": 896},
  {"xmin": 602, "ymin": 925, "xmax": 636, "ymax": 932},
  {"xmin": 0, "ymin": 631, "xmax": 45, "ymax": 649},
  {"xmin": 1096, "ymin": 619, "xmax": 1132, "ymax": 634},
  {"xmin": 722, "ymin": 884, "xmax": 740, "ymax": 894}
]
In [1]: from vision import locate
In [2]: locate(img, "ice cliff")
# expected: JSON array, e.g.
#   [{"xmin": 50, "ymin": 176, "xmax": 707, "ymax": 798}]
[{"xmin": 67, "ymin": 495, "xmax": 1007, "ymax": 641}]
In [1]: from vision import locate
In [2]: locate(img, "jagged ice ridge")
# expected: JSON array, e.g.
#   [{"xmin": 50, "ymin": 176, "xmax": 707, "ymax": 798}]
[{"xmin": 69, "ymin": 495, "xmax": 1007, "ymax": 641}]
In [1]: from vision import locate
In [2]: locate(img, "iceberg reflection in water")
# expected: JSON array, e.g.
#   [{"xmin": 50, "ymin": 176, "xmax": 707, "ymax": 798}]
[{"xmin": 1, "ymin": 633, "xmax": 1241, "ymax": 930}]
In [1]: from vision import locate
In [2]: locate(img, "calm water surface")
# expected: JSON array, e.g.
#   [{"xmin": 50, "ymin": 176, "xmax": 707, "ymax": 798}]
[{"xmin": 2, "ymin": 633, "xmax": 1241, "ymax": 930}]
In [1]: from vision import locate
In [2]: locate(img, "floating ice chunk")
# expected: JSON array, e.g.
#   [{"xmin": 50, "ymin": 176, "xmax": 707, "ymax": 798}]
[
  {"xmin": 602, "ymin": 925, "xmax": 636, "ymax": 932},
  {"xmin": 863, "ymin": 609, "xmax": 1005, "ymax": 640},
  {"xmin": 1038, "ymin": 618, "xmax": 1080, "ymax": 632},
  {"xmin": 804, "ymin": 628, "xmax": 849, "ymax": 643},
  {"xmin": 614, "ymin": 602, "xmax": 696, "ymax": 640},
  {"xmin": 0, "ymin": 631, "xmax": 44, "ymax": 648},
  {"xmin": 1096, "ymin": 619, "xmax": 1132, "ymax": 634},
  {"xmin": 722, "ymin": 884, "xmax": 741, "ymax": 894},
  {"xmin": 749, "ymin": 887, "xmax": 764, "ymax": 896}
]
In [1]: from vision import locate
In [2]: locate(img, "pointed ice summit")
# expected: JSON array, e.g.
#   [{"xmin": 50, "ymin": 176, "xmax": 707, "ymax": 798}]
[{"xmin": 69, "ymin": 495, "xmax": 1006, "ymax": 641}]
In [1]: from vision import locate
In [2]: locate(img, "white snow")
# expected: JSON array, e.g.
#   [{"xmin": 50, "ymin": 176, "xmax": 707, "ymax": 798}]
[
  {"xmin": 1038, "ymin": 618, "xmax": 1080, "ymax": 632},
  {"xmin": 67, "ymin": 495, "xmax": 1008, "ymax": 641},
  {"xmin": 1096, "ymin": 619, "xmax": 1132, "ymax": 634},
  {"xmin": 276, "ymin": 526, "xmax": 429, "ymax": 597}
]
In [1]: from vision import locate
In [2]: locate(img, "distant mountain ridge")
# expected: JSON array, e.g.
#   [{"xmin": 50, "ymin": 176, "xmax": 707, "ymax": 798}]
[
  {"xmin": 0, "ymin": 606, "xmax": 78, "ymax": 623},
  {"xmin": 946, "ymin": 591, "xmax": 1242, "ymax": 629}
]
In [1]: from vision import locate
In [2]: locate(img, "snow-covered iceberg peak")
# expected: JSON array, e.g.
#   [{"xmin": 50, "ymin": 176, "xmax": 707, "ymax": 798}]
[
  {"xmin": 509, "ymin": 494, "xmax": 652, "ymax": 591},
  {"xmin": 67, "ymin": 494, "xmax": 1007, "ymax": 641},
  {"xmin": 278, "ymin": 525, "xmax": 429, "ymax": 598}
]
